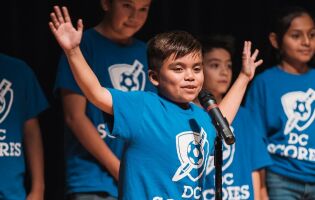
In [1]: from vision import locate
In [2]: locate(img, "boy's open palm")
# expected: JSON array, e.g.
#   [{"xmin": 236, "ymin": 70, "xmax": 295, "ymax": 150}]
[
  {"xmin": 241, "ymin": 41, "xmax": 263, "ymax": 80},
  {"xmin": 49, "ymin": 6, "xmax": 83, "ymax": 53}
]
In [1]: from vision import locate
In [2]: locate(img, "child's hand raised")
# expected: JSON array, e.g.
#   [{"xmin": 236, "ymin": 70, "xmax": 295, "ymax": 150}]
[
  {"xmin": 241, "ymin": 41, "xmax": 263, "ymax": 81},
  {"xmin": 49, "ymin": 6, "xmax": 83, "ymax": 54}
]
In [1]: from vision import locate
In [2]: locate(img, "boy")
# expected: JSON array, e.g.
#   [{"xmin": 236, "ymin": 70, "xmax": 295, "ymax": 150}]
[
  {"xmin": 49, "ymin": 6, "xmax": 262, "ymax": 199},
  {"xmin": 0, "ymin": 53, "xmax": 48, "ymax": 199},
  {"xmin": 54, "ymin": 0, "xmax": 153, "ymax": 199}
]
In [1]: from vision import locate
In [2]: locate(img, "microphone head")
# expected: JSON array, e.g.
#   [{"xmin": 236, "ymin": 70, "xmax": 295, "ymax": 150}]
[{"xmin": 198, "ymin": 90, "xmax": 216, "ymax": 109}]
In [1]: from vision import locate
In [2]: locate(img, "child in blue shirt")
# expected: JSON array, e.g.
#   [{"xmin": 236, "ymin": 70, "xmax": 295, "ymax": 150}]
[
  {"xmin": 49, "ymin": 6, "xmax": 263, "ymax": 199},
  {"xmin": 195, "ymin": 35, "xmax": 272, "ymax": 200},
  {"xmin": 245, "ymin": 6, "xmax": 315, "ymax": 199},
  {"xmin": 54, "ymin": 0, "xmax": 153, "ymax": 199},
  {"xmin": 0, "ymin": 53, "xmax": 48, "ymax": 200}
]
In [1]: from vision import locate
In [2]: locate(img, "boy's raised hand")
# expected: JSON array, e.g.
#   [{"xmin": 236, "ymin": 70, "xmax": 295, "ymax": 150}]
[
  {"xmin": 49, "ymin": 6, "xmax": 83, "ymax": 53},
  {"xmin": 241, "ymin": 41, "xmax": 263, "ymax": 81}
]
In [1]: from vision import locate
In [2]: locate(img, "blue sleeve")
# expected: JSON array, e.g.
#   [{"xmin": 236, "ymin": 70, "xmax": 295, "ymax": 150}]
[
  {"xmin": 248, "ymin": 122, "xmax": 273, "ymax": 171},
  {"xmin": 245, "ymin": 77, "xmax": 267, "ymax": 137},
  {"xmin": 24, "ymin": 66, "xmax": 49, "ymax": 120},
  {"xmin": 108, "ymin": 89, "xmax": 144, "ymax": 141}
]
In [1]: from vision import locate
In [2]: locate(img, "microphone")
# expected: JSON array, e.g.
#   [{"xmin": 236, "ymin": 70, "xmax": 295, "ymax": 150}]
[{"xmin": 198, "ymin": 90, "xmax": 235, "ymax": 145}]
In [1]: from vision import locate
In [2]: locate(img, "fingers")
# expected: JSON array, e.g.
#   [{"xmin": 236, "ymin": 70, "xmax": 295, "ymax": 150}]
[
  {"xmin": 243, "ymin": 41, "xmax": 261, "ymax": 62},
  {"xmin": 49, "ymin": 6, "xmax": 70, "ymax": 29},
  {"xmin": 77, "ymin": 19, "xmax": 84, "ymax": 33},
  {"xmin": 54, "ymin": 6, "xmax": 65, "ymax": 24},
  {"xmin": 62, "ymin": 6, "xmax": 71, "ymax": 23},
  {"xmin": 50, "ymin": 12, "xmax": 59, "ymax": 29},
  {"xmin": 251, "ymin": 49, "xmax": 259, "ymax": 61},
  {"xmin": 48, "ymin": 22, "xmax": 57, "ymax": 35},
  {"xmin": 242, "ymin": 41, "xmax": 251, "ymax": 59},
  {"xmin": 255, "ymin": 59, "xmax": 264, "ymax": 67}
]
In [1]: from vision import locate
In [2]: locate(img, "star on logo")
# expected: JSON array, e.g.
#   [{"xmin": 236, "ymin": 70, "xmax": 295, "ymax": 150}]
[{"xmin": 293, "ymin": 100, "xmax": 308, "ymax": 118}]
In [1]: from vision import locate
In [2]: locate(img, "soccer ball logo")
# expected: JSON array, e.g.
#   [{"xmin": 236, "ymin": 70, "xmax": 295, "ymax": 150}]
[
  {"xmin": 120, "ymin": 70, "xmax": 138, "ymax": 91},
  {"xmin": 0, "ymin": 79, "xmax": 13, "ymax": 123},
  {"xmin": 108, "ymin": 60, "xmax": 146, "ymax": 91},
  {"xmin": 187, "ymin": 141, "xmax": 203, "ymax": 166},
  {"xmin": 281, "ymin": 88, "xmax": 315, "ymax": 134},
  {"xmin": 172, "ymin": 128, "xmax": 209, "ymax": 182}
]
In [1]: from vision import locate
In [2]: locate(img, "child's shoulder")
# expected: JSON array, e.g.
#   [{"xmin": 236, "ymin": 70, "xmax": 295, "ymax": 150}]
[
  {"xmin": 256, "ymin": 66, "xmax": 279, "ymax": 78},
  {"xmin": 0, "ymin": 53, "xmax": 33, "ymax": 74}
]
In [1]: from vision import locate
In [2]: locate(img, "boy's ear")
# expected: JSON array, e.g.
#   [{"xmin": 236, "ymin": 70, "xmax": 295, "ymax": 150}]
[
  {"xmin": 100, "ymin": 0, "xmax": 110, "ymax": 11},
  {"xmin": 269, "ymin": 32, "xmax": 279, "ymax": 49},
  {"xmin": 148, "ymin": 70, "xmax": 159, "ymax": 86}
]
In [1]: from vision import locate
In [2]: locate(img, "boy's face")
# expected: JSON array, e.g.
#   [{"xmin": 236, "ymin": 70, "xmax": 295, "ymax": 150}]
[
  {"xmin": 202, "ymin": 48, "xmax": 232, "ymax": 99},
  {"xmin": 151, "ymin": 52, "xmax": 204, "ymax": 104},
  {"xmin": 103, "ymin": 0, "xmax": 151, "ymax": 39}
]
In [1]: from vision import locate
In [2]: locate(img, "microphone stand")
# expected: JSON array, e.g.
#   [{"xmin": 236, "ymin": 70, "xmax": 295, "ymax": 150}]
[{"xmin": 214, "ymin": 133, "xmax": 223, "ymax": 200}]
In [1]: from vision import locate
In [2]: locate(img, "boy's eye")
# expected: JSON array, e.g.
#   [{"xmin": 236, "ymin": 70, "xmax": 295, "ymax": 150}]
[
  {"xmin": 193, "ymin": 66, "xmax": 202, "ymax": 72},
  {"xmin": 227, "ymin": 63, "xmax": 233, "ymax": 69},
  {"xmin": 174, "ymin": 68, "xmax": 183, "ymax": 72},
  {"xmin": 139, "ymin": 7, "xmax": 149, "ymax": 12},
  {"xmin": 309, "ymin": 30, "xmax": 315, "ymax": 38},
  {"xmin": 123, "ymin": 3, "xmax": 132, "ymax": 9},
  {"xmin": 173, "ymin": 66, "xmax": 183, "ymax": 72}
]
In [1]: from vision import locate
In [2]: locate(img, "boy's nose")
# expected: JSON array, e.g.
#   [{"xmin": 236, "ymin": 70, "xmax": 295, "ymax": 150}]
[{"xmin": 184, "ymin": 70, "xmax": 195, "ymax": 81}]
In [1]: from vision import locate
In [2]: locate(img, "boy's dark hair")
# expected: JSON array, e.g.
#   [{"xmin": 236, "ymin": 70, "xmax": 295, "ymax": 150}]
[
  {"xmin": 147, "ymin": 31, "xmax": 202, "ymax": 71},
  {"xmin": 200, "ymin": 35, "xmax": 235, "ymax": 57},
  {"xmin": 270, "ymin": 6, "xmax": 313, "ymax": 47}
]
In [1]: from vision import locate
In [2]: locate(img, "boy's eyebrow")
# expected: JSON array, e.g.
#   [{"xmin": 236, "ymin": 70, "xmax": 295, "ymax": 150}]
[
  {"xmin": 122, "ymin": 0, "xmax": 151, "ymax": 7},
  {"xmin": 169, "ymin": 61, "xmax": 202, "ymax": 67}
]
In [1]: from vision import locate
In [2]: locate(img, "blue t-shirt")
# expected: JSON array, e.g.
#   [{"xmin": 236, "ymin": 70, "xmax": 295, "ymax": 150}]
[
  {"xmin": 109, "ymin": 89, "xmax": 216, "ymax": 200},
  {"xmin": 54, "ymin": 28, "xmax": 154, "ymax": 196},
  {"xmin": 0, "ymin": 53, "xmax": 48, "ymax": 200},
  {"xmin": 202, "ymin": 108, "xmax": 272, "ymax": 200},
  {"xmin": 245, "ymin": 66, "xmax": 315, "ymax": 183}
]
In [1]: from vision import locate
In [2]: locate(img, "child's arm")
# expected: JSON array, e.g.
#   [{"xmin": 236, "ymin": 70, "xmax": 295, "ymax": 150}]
[
  {"xmin": 49, "ymin": 6, "xmax": 113, "ymax": 115},
  {"xmin": 219, "ymin": 41, "xmax": 263, "ymax": 123},
  {"xmin": 61, "ymin": 89, "xmax": 119, "ymax": 180},
  {"xmin": 252, "ymin": 169, "xmax": 269, "ymax": 200},
  {"xmin": 24, "ymin": 118, "xmax": 45, "ymax": 200}
]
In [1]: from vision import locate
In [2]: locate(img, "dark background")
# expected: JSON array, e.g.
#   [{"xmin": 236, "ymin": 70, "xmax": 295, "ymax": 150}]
[{"xmin": 1, "ymin": 0, "xmax": 314, "ymax": 199}]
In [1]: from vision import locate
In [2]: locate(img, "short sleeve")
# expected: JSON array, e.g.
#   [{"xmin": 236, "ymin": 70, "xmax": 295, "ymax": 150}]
[
  {"xmin": 24, "ymin": 66, "xmax": 49, "ymax": 120},
  {"xmin": 108, "ymin": 89, "xmax": 145, "ymax": 140}
]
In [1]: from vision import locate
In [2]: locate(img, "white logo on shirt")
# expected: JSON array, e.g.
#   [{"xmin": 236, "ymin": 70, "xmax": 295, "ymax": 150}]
[
  {"xmin": 172, "ymin": 128, "xmax": 209, "ymax": 182},
  {"xmin": 108, "ymin": 60, "xmax": 146, "ymax": 91},
  {"xmin": 206, "ymin": 136, "xmax": 236, "ymax": 175},
  {"xmin": 0, "ymin": 79, "xmax": 13, "ymax": 124},
  {"xmin": 281, "ymin": 88, "xmax": 315, "ymax": 134}
]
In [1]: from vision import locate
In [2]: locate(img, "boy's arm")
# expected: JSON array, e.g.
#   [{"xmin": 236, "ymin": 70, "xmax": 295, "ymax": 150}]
[
  {"xmin": 252, "ymin": 169, "xmax": 269, "ymax": 200},
  {"xmin": 49, "ymin": 6, "xmax": 113, "ymax": 115},
  {"xmin": 252, "ymin": 170, "xmax": 262, "ymax": 200},
  {"xmin": 24, "ymin": 118, "xmax": 45, "ymax": 200},
  {"xmin": 219, "ymin": 41, "xmax": 263, "ymax": 123},
  {"xmin": 62, "ymin": 89, "xmax": 119, "ymax": 180}
]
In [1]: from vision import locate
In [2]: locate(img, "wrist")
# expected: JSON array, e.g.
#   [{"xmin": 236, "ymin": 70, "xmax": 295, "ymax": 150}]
[
  {"xmin": 238, "ymin": 72, "xmax": 251, "ymax": 83},
  {"xmin": 65, "ymin": 46, "xmax": 81, "ymax": 57},
  {"xmin": 31, "ymin": 182, "xmax": 45, "ymax": 194}
]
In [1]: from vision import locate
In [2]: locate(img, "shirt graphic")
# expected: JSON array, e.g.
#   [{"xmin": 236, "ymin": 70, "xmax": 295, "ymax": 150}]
[
  {"xmin": 281, "ymin": 88, "xmax": 315, "ymax": 135},
  {"xmin": 108, "ymin": 60, "xmax": 146, "ymax": 91},
  {"xmin": 0, "ymin": 79, "xmax": 13, "ymax": 124},
  {"xmin": 173, "ymin": 128, "xmax": 210, "ymax": 182}
]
